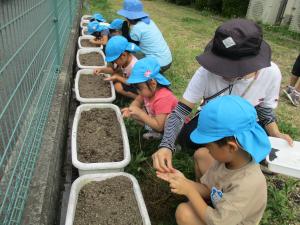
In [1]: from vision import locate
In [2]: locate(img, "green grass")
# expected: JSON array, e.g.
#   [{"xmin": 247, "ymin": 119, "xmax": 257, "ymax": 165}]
[{"xmin": 83, "ymin": 0, "xmax": 300, "ymax": 224}]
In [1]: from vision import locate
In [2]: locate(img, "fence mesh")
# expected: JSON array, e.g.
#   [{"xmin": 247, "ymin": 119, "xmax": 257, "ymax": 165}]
[{"xmin": 0, "ymin": 0, "xmax": 80, "ymax": 224}]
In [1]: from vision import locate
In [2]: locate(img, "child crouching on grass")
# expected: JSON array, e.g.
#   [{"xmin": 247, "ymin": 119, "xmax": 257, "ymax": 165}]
[
  {"xmin": 157, "ymin": 95, "xmax": 271, "ymax": 225},
  {"xmin": 94, "ymin": 36, "xmax": 140, "ymax": 99},
  {"xmin": 87, "ymin": 21, "xmax": 110, "ymax": 47},
  {"xmin": 122, "ymin": 57, "xmax": 178, "ymax": 140}
]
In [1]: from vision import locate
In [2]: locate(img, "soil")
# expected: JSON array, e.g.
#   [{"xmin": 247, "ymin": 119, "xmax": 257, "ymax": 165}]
[
  {"xmin": 77, "ymin": 108, "xmax": 123, "ymax": 163},
  {"xmin": 79, "ymin": 52, "xmax": 104, "ymax": 66},
  {"xmin": 78, "ymin": 74, "xmax": 111, "ymax": 98},
  {"xmin": 80, "ymin": 39, "xmax": 99, "ymax": 48},
  {"xmin": 83, "ymin": 30, "xmax": 89, "ymax": 35},
  {"xmin": 82, "ymin": 22, "xmax": 88, "ymax": 26},
  {"xmin": 74, "ymin": 176, "xmax": 143, "ymax": 225}
]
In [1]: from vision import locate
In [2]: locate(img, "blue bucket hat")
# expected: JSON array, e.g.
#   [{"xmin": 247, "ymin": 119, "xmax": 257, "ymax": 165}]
[
  {"xmin": 105, "ymin": 36, "xmax": 141, "ymax": 62},
  {"xmin": 109, "ymin": 18, "xmax": 124, "ymax": 30},
  {"xmin": 127, "ymin": 57, "xmax": 171, "ymax": 86},
  {"xmin": 190, "ymin": 95, "xmax": 271, "ymax": 163},
  {"xmin": 91, "ymin": 13, "xmax": 106, "ymax": 22},
  {"xmin": 87, "ymin": 21, "xmax": 108, "ymax": 34},
  {"xmin": 117, "ymin": 0, "xmax": 149, "ymax": 20}
]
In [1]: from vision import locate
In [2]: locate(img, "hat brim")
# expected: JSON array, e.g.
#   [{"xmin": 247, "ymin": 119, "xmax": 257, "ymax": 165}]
[
  {"xmin": 127, "ymin": 73, "xmax": 170, "ymax": 86},
  {"xmin": 196, "ymin": 40, "xmax": 271, "ymax": 78},
  {"xmin": 117, "ymin": 9, "xmax": 148, "ymax": 20},
  {"xmin": 190, "ymin": 129, "xmax": 224, "ymax": 145}
]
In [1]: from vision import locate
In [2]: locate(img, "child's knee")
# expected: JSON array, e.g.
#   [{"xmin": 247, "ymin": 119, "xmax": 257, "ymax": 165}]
[
  {"xmin": 175, "ymin": 203, "xmax": 194, "ymax": 224},
  {"xmin": 193, "ymin": 147, "xmax": 209, "ymax": 161}
]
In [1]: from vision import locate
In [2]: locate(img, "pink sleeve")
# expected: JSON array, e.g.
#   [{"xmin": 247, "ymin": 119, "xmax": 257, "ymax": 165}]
[{"xmin": 152, "ymin": 95, "xmax": 178, "ymax": 115}]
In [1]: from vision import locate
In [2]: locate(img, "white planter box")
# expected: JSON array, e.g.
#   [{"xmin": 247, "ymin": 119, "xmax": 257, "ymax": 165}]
[
  {"xmin": 267, "ymin": 137, "xmax": 300, "ymax": 179},
  {"xmin": 78, "ymin": 36, "xmax": 103, "ymax": 49},
  {"xmin": 75, "ymin": 69, "xmax": 116, "ymax": 103},
  {"xmin": 76, "ymin": 48, "xmax": 107, "ymax": 69},
  {"xmin": 80, "ymin": 20, "xmax": 89, "ymax": 28},
  {"xmin": 72, "ymin": 104, "xmax": 130, "ymax": 175},
  {"xmin": 81, "ymin": 15, "xmax": 92, "ymax": 21},
  {"xmin": 81, "ymin": 27, "xmax": 93, "ymax": 37},
  {"xmin": 65, "ymin": 173, "xmax": 151, "ymax": 225}
]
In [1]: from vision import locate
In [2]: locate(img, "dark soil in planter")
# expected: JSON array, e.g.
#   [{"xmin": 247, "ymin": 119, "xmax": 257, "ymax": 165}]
[
  {"xmin": 83, "ymin": 30, "xmax": 89, "ymax": 35},
  {"xmin": 82, "ymin": 22, "xmax": 88, "ymax": 26},
  {"xmin": 79, "ymin": 74, "xmax": 111, "ymax": 98},
  {"xmin": 79, "ymin": 52, "xmax": 105, "ymax": 66},
  {"xmin": 74, "ymin": 176, "xmax": 143, "ymax": 225},
  {"xmin": 80, "ymin": 39, "xmax": 99, "ymax": 48},
  {"xmin": 77, "ymin": 108, "xmax": 123, "ymax": 163}
]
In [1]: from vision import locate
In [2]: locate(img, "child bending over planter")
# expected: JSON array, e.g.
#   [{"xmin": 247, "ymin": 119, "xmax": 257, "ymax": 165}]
[
  {"xmin": 156, "ymin": 95, "xmax": 271, "ymax": 225},
  {"xmin": 108, "ymin": 18, "xmax": 124, "ymax": 37},
  {"xmin": 117, "ymin": 0, "xmax": 172, "ymax": 73},
  {"xmin": 87, "ymin": 21, "xmax": 110, "ymax": 47},
  {"xmin": 122, "ymin": 57, "xmax": 178, "ymax": 140},
  {"xmin": 94, "ymin": 36, "xmax": 141, "ymax": 99}
]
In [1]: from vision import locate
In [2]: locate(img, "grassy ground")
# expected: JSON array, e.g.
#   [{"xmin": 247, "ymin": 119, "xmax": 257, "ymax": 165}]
[{"xmin": 84, "ymin": 0, "xmax": 300, "ymax": 224}]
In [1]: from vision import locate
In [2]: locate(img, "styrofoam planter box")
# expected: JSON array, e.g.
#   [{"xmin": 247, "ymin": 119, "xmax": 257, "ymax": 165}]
[
  {"xmin": 75, "ymin": 69, "xmax": 116, "ymax": 103},
  {"xmin": 80, "ymin": 20, "xmax": 89, "ymax": 28},
  {"xmin": 78, "ymin": 36, "xmax": 103, "ymax": 49},
  {"xmin": 81, "ymin": 15, "xmax": 92, "ymax": 21},
  {"xmin": 72, "ymin": 104, "xmax": 130, "ymax": 175},
  {"xmin": 81, "ymin": 27, "xmax": 93, "ymax": 37},
  {"xmin": 267, "ymin": 137, "xmax": 300, "ymax": 179},
  {"xmin": 65, "ymin": 173, "xmax": 151, "ymax": 225},
  {"xmin": 76, "ymin": 48, "xmax": 107, "ymax": 69}
]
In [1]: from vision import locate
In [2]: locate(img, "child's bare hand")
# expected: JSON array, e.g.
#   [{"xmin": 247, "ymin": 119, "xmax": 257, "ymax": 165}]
[
  {"xmin": 156, "ymin": 169, "xmax": 184, "ymax": 182},
  {"xmin": 121, "ymin": 107, "xmax": 131, "ymax": 118},
  {"xmin": 93, "ymin": 68, "xmax": 102, "ymax": 75},
  {"xmin": 89, "ymin": 38, "xmax": 102, "ymax": 45},
  {"xmin": 128, "ymin": 106, "xmax": 143, "ymax": 117},
  {"xmin": 168, "ymin": 175, "xmax": 195, "ymax": 196},
  {"xmin": 104, "ymin": 75, "xmax": 118, "ymax": 82}
]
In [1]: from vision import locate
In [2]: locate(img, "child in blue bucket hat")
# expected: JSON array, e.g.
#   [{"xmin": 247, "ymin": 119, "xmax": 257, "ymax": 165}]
[
  {"xmin": 94, "ymin": 36, "xmax": 141, "ymax": 99},
  {"xmin": 89, "ymin": 13, "xmax": 106, "ymax": 23},
  {"xmin": 117, "ymin": 0, "xmax": 172, "ymax": 73},
  {"xmin": 108, "ymin": 18, "xmax": 124, "ymax": 36},
  {"xmin": 87, "ymin": 21, "xmax": 110, "ymax": 46},
  {"xmin": 157, "ymin": 95, "xmax": 271, "ymax": 225},
  {"xmin": 122, "ymin": 57, "xmax": 178, "ymax": 139}
]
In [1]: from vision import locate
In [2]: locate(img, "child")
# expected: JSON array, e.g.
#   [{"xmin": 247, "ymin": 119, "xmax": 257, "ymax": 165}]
[
  {"xmin": 283, "ymin": 54, "xmax": 300, "ymax": 106},
  {"xmin": 157, "ymin": 95, "xmax": 271, "ymax": 225},
  {"xmin": 117, "ymin": 0, "xmax": 172, "ymax": 73},
  {"xmin": 94, "ymin": 36, "xmax": 140, "ymax": 99},
  {"xmin": 87, "ymin": 21, "xmax": 110, "ymax": 46},
  {"xmin": 108, "ymin": 18, "xmax": 124, "ymax": 36},
  {"xmin": 89, "ymin": 13, "xmax": 106, "ymax": 23},
  {"xmin": 122, "ymin": 57, "xmax": 178, "ymax": 139}
]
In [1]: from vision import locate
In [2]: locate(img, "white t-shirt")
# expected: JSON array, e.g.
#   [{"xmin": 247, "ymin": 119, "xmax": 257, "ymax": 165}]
[{"xmin": 183, "ymin": 62, "xmax": 281, "ymax": 109}]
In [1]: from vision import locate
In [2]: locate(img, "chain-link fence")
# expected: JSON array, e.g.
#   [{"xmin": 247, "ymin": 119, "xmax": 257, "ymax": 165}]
[{"xmin": 0, "ymin": 0, "xmax": 80, "ymax": 224}]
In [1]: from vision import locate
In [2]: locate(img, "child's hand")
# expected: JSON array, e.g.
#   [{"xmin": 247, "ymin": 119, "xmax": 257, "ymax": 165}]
[
  {"xmin": 128, "ymin": 106, "xmax": 143, "ymax": 116},
  {"xmin": 169, "ymin": 174, "xmax": 195, "ymax": 196},
  {"xmin": 89, "ymin": 38, "xmax": 102, "ymax": 45},
  {"xmin": 156, "ymin": 169, "xmax": 184, "ymax": 182},
  {"xmin": 121, "ymin": 107, "xmax": 131, "ymax": 118},
  {"xmin": 94, "ymin": 68, "xmax": 102, "ymax": 75},
  {"xmin": 104, "ymin": 75, "xmax": 119, "ymax": 82}
]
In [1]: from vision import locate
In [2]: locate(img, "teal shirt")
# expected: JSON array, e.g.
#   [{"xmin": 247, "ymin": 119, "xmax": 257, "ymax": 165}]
[{"xmin": 130, "ymin": 20, "xmax": 172, "ymax": 67}]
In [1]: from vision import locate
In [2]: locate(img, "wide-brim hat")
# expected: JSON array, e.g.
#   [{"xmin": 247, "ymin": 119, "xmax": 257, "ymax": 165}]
[
  {"xmin": 196, "ymin": 19, "xmax": 271, "ymax": 78},
  {"xmin": 105, "ymin": 36, "xmax": 141, "ymax": 62},
  {"xmin": 127, "ymin": 57, "xmax": 171, "ymax": 86},
  {"xmin": 190, "ymin": 96, "xmax": 271, "ymax": 163},
  {"xmin": 117, "ymin": 0, "xmax": 149, "ymax": 20}
]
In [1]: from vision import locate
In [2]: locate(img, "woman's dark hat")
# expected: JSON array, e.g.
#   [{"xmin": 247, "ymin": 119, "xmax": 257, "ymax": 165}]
[{"xmin": 196, "ymin": 19, "xmax": 271, "ymax": 78}]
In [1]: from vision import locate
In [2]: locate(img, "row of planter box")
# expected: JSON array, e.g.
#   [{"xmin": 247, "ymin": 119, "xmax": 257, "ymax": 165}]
[{"xmin": 65, "ymin": 15, "xmax": 151, "ymax": 225}]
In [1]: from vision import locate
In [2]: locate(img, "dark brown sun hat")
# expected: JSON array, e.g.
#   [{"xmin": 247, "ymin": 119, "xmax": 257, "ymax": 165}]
[{"xmin": 196, "ymin": 19, "xmax": 271, "ymax": 78}]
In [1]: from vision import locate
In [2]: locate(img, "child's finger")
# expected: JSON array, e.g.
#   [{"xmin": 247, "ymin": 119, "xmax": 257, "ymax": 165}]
[{"xmin": 156, "ymin": 171, "xmax": 170, "ymax": 182}]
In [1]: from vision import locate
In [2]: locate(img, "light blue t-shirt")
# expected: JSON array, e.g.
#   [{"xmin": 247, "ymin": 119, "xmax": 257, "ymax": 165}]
[{"xmin": 130, "ymin": 20, "xmax": 172, "ymax": 67}]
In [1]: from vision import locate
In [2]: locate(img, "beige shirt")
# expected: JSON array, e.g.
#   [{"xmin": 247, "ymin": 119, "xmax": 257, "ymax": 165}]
[{"xmin": 200, "ymin": 161, "xmax": 267, "ymax": 225}]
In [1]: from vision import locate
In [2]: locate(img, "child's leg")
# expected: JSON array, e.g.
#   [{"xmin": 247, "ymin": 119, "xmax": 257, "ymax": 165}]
[
  {"xmin": 114, "ymin": 82, "xmax": 137, "ymax": 99},
  {"xmin": 289, "ymin": 75, "xmax": 299, "ymax": 87},
  {"xmin": 176, "ymin": 202, "xmax": 205, "ymax": 225},
  {"xmin": 194, "ymin": 147, "xmax": 215, "ymax": 181}
]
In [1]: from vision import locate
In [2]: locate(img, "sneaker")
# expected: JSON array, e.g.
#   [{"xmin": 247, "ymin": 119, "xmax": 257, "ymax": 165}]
[
  {"xmin": 142, "ymin": 131, "xmax": 162, "ymax": 140},
  {"xmin": 283, "ymin": 85, "xmax": 294, "ymax": 96},
  {"xmin": 286, "ymin": 90, "xmax": 300, "ymax": 107}
]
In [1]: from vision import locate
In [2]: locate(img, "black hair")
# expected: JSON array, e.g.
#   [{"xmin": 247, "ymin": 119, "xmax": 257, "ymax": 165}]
[
  {"xmin": 109, "ymin": 28, "xmax": 117, "ymax": 33},
  {"xmin": 127, "ymin": 18, "xmax": 141, "ymax": 25},
  {"xmin": 121, "ymin": 21, "xmax": 140, "ymax": 45},
  {"xmin": 91, "ymin": 31, "xmax": 102, "ymax": 39},
  {"xmin": 214, "ymin": 136, "xmax": 236, "ymax": 147},
  {"xmin": 89, "ymin": 18, "xmax": 104, "ymax": 23}
]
